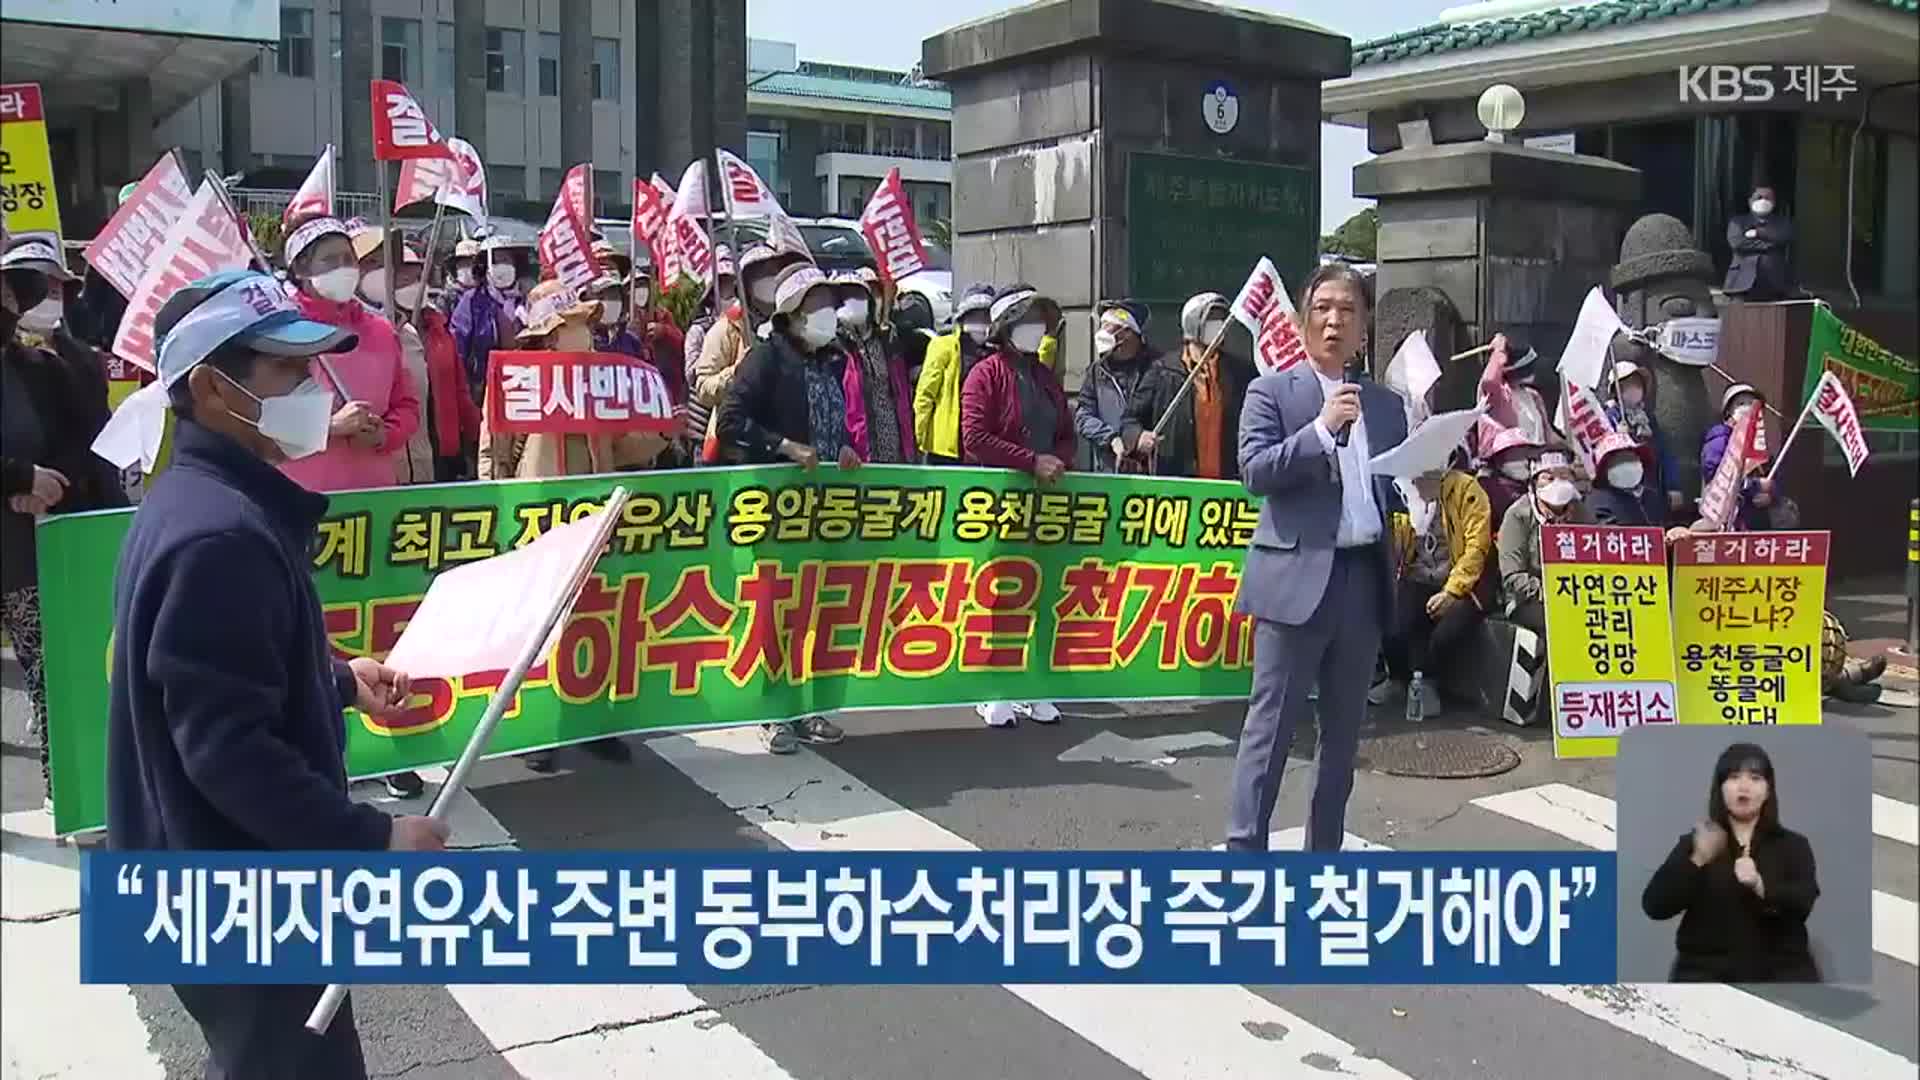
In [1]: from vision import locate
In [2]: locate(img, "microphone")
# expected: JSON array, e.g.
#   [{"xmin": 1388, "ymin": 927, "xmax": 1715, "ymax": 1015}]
[{"xmin": 1335, "ymin": 357, "xmax": 1362, "ymax": 448}]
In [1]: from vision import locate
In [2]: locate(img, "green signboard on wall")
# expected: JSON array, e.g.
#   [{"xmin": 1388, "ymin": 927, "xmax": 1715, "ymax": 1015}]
[{"xmin": 1125, "ymin": 150, "xmax": 1315, "ymax": 309}]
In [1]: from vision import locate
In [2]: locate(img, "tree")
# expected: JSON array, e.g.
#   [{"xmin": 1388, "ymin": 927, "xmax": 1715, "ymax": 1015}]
[
  {"xmin": 925, "ymin": 217, "xmax": 952, "ymax": 251},
  {"xmin": 1319, "ymin": 207, "xmax": 1377, "ymax": 262}
]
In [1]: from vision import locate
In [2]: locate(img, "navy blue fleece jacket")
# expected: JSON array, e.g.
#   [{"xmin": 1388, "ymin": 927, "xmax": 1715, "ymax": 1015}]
[{"xmin": 106, "ymin": 418, "xmax": 392, "ymax": 852}]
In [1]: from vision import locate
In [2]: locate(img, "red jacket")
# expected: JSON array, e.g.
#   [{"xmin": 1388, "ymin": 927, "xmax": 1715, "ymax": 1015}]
[
  {"xmin": 960, "ymin": 346, "xmax": 1075, "ymax": 472},
  {"xmin": 421, "ymin": 308, "xmax": 482, "ymax": 456}
]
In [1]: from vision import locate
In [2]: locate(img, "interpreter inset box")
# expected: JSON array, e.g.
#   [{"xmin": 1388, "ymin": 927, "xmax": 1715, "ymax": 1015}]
[{"xmin": 1615, "ymin": 725, "xmax": 1871, "ymax": 985}]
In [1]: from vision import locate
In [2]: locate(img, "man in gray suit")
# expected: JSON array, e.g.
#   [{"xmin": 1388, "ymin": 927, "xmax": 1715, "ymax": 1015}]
[{"xmin": 1226, "ymin": 262, "xmax": 1406, "ymax": 853}]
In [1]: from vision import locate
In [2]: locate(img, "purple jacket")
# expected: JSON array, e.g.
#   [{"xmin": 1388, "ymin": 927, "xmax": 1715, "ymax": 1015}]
[
  {"xmin": 1700, "ymin": 421, "xmax": 1780, "ymax": 529},
  {"xmin": 450, "ymin": 286, "xmax": 520, "ymax": 389},
  {"xmin": 842, "ymin": 338, "xmax": 919, "ymax": 463}
]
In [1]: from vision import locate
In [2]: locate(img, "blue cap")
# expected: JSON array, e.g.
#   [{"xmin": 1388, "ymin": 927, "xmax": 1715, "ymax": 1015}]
[{"xmin": 152, "ymin": 270, "xmax": 356, "ymax": 388}]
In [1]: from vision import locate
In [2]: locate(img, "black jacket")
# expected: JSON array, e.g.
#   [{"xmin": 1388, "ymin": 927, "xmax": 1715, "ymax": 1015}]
[
  {"xmin": 1074, "ymin": 348, "xmax": 1168, "ymax": 471},
  {"xmin": 1641, "ymin": 824, "xmax": 1821, "ymax": 983},
  {"xmin": 1724, "ymin": 213, "xmax": 1794, "ymax": 298},
  {"xmin": 716, "ymin": 330, "xmax": 849, "ymax": 464},
  {"xmin": 1123, "ymin": 345, "xmax": 1257, "ymax": 480},
  {"xmin": 107, "ymin": 419, "xmax": 392, "ymax": 853},
  {"xmin": 2, "ymin": 332, "xmax": 124, "ymax": 592},
  {"xmin": 1587, "ymin": 483, "xmax": 1663, "ymax": 528}
]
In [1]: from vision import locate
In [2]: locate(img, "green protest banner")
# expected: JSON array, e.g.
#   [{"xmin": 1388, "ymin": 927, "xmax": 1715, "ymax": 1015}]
[
  {"xmin": 1800, "ymin": 305, "xmax": 1917, "ymax": 432},
  {"xmin": 41, "ymin": 464, "xmax": 1263, "ymax": 835}
]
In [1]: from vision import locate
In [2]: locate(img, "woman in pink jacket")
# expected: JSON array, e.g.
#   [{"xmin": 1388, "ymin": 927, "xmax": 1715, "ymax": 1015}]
[{"xmin": 278, "ymin": 217, "xmax": 421, "ymax": 495}]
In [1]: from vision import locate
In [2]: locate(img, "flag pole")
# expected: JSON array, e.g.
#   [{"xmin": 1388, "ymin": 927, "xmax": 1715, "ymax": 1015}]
[
  {"xmin": 1150, "ymin": 319, "xmax": 1233, "ymax": 441},
  {"xmin": 305, "ymin": 486, "xmax": 632, "ymax": 1035},
  {"xmin": 411, "ymin": 191, "xmax": 451, "ymax": 329},
  {"xmin": 1763, "ymin": 396, "xmax": 1816, "ymax": 484},
  {"xmin": 379, "ymin": 159, "xmax": 399, "ymax": 330}
]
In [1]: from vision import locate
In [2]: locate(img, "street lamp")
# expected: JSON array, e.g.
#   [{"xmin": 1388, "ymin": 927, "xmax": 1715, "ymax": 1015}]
[{"xmin": 1477, "ymin": 84, "xmax": 1525, "ymax": 143}]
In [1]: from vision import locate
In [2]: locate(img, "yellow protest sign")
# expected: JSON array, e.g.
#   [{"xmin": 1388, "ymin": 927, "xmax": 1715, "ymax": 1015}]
[
  {"xmin": 1673, "ymin": 531, "xmax": 1827, "ymax": 725},
  {"xmin": 1541, "ymin": 524, "xmax": 1679, "ymax": 759},
  {"xmin": 0, "ymin": 83, "xmax": 63, "ymax": 244}
]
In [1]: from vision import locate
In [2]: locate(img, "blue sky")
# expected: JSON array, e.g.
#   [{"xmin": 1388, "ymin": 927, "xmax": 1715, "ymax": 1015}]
[{"xmin": 744, "ymin": 0, "xmax": 1455, "ymax": 233}]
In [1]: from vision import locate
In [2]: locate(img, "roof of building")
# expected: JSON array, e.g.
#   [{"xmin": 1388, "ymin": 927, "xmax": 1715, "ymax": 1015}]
[
  {"xmin": 748, "ymin": 60, "xmax": 952, "ymax": 111},
  {"xmin": 1353, "ymin": 0, "xmax": 1918, "ymax": 67}
]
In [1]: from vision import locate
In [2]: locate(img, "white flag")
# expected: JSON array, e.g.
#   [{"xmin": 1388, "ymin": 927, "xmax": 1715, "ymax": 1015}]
[
  {"xmin": 715, "ymin": 148, "xmax": 808, "ymax": 258},
  {"xmin": 1384, "ymin": 329, "xmax": 1442, "ymax": 426},
  {"xmin": 657, "ymin": 161, "xmax": 714, "ymax": 286},
  {"xmin": 1558, "ymin": 286, "xmax": 1624, "ymax": 391},
  {"xmin": 1809, "ymin": 369, "xmax": 1871, "ymax": 477},
  {"xmin": 1229, "ymin": 257, "xmax": 1287, "ymax": 333},
  {"xmin": 282, "ymin": 146, "xmax": 335, "ymax": 229}
]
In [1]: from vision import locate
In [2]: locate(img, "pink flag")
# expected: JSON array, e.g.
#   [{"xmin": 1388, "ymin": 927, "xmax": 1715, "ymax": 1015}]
[
  {"xmin": 112, "ymin": 180, "xmax": 254, "ymax": 371},
  {"xmin": 394, "ymin": 136, "xmax": 486, "ymax": 222},
  {"xmin": 370, "ymin": 79, "xmax": 452, "ymax": 161},
  {"xmin": 660, "ymin": 160, "xmax": 713, "ymax": 286},
  {"xmin": 858, "ymin": 167, "xmax": 930, "ymax": 284},
  {"xmin": 282, "ymin": 146, "xmax": 334, "ymax": 230},
  {"xmin": 1698, "ymin": 404, "xmax": 1760, "ymax": 530},
  {"xmin": 537, "ymin": 163, "xmax": 600, "ymax": 295},
  {"xmin": 1556, "ymin": 380, "xmax": 1617, "ymax": 477},
  {"xmin": 85, "ymin": 152, "xmax": 192, "ymax": 297}
]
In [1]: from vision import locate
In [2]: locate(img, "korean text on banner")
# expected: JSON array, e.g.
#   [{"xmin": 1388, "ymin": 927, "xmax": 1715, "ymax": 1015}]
[
  {"xmin": 715, "ymin": 149, "xmax": 807, "ymax": 257},
  {"xmin": 40, "ymin": 466, "xmax": 1267, "ymax": 835},
  {"xmin": 1557, "ymin": 381, "xmax": 1616, "ymax": 477},
  {"xmin": 630, "ymin": 177, "xmax": 669, "ymax": 268},
  {"xmin": 486, "ymin": 350, "xmax": 676, "ymax": 436},
  {"xmin": 1801, "ymin": 304, "xmax": 1917, "ymax": 433},
  {"xmin": 85, "ymin": 153, "xmax": 193, "ymax": 297},
  {"xmin": 859, "ymin": 167, "xmax": 931, "ymax": 284},
  {"xmin": 395, "ymin": 137, "xmax": 485, "ymax": 221},
  {"xmin": 1673, "ymin": 531, "xmax": 1828, "ymax": 727},
  {"xmin": 1810, "ymin": 369, "xmax": 1871, "ymax": 476},
  {"xmin": 370, "ymin": 79, "xmax": 452, "ymax": 161},
  {"xmin": 1539, "ymin": 524, "xmax": 1678, "ymax": 760},
  {"xmin": 1697, "ymin": 404, "xmax": 1759, "ymax": 530},
  {"xmin": 664, "ymin": 160, "xmax": 713, "ymax": 284},
  {"xmin": 283, "ymin": 146, "xmax": 335, "ymax": 229},
  {"xmin": 537, "ymin": 164, "xmax": 600, "ymax": 295},
  {"xmin": 81, "ymin": 850, "xmax": 1615, "ymax": 985},
  {"xmin": 1227, "ymin": 258, "xmax": 1305, "ymax": 376},
  {"xmin": 0, "ymin": 83, "xmax": 63, "ymax": 244},
  {"xmin": 111, "ymin": 181, "xmax": 253, "ymax": 372}
]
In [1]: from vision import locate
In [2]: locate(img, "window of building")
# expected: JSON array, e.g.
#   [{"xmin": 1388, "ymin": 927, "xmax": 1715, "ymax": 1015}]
[
  {"xmin": 838, "ymin": 176, "xmax": 880, "ymax": 217},
  {"xmin": 485, "ymin": 27, "xmax": 522, "ymax": 94},
  {"xmin": 489, "ymin": 164, "xmax": 525, "ymax": 202},
  {"xmin": 922, "ymin": 121, "xmax": 950, "ymax": 160},
  {"xmin": 826, "ymin": 121, "xmax": 867, "ymax": 155},
  {"xmin": 593, "ymin": 170, "xmax": 622, "ymax": 213},
  {"xmin": 539, "ymin": 167, "xmax": 564, "ymax": 201},
  {"xmin": 535, "ymin": 33, "xmax": 559, "ymax": 98},
  {"xmin": 873, "ymin": 123, "xmax": 916, "ymax": 158},
  {"xmin": 592, "ymin": 38, "xmax": 620, "ymax": 101},
  {"xmin": 747, "ymin": 131, "xmax": 783, "ymax": 199},
  {"xmin": 277, "ymin": 6, "xmax": 314, "ymax": 78},
  {"xmin": 436, "ymin": 21, "xmax": 455, "ymax": 92},
  {"xmin": 380, "ymin": 18, "xmax": 421, "ymax": 85},
  {"xmin": 902, "ymin": 180, "xmax": 950, "ymax": 226}
]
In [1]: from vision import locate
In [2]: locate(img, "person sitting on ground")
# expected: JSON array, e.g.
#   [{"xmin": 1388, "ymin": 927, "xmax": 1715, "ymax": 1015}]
[
  {"xmin": 1605, "ymin": 360, "xmax": 1685, "ymax": 518},
  {"xmin": 962, "ymin": 283, "xmax": 1075, "ymax": 729},
  {"xmin": 1587, "ymin": 431, "xmax": 1665, "ymax": 528},
  {"xmin": 1700, "ymin": 383, "xmax": 1781, "ymax": 531},
  {"xmin": 1498, "ymin": 450, "xmax": 1592, "ymax": 638},
  {"xmin": 1373, "ymin": 461, "xmax": 1495, "ymax": 718},
  {"xmin": 1475, "ymin": 425, "xmax": 1543, "ymax": 527}
]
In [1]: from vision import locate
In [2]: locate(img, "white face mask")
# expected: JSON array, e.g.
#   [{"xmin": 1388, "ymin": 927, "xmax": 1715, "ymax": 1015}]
[
  {"xmin": 961, "ymin": 318, "xmax": 988, "ymax": 344},
  {"xmin": 1751, "ymin": 199, "xmax": 1774, "ymax": 216},
  {"xmin": 17, "ymin": 297, "xmax": 62, "ymax": 333},
  {"xmin": 598, "ymin": 300, "xmax": 624, "ymax": 328},
  {"xmin": 488, "ymin": 263, "xmax": 517, "ymax": 290},
  {"xmin": 1499, "ymin": 460, "xmax": 1532, "ymax": 481},
  {"xmin": 1010, "ymin": 322, "xmax": 1046, "ymax": 354},
  {"xmin": 221, "ymin": 371, "xmax": 335, "ymax": 460},
  {"xmin": 1606, "ymin": 460, "xmax": 1644, "ymax": 490},
  {"xmin": 1200, "ymin": 318, "xmax": 1228, "ymax": 342},
  {"xmin": 1094, "ymin": 328, "xmax": 1119, "ymax": 356},
  {"xmin": 455, "ymin": 266, "xmax": 478, "ymax": 288},
  {"xmin": 309, "ymin": 267, "xmax": 361, "ymax": 303},
  {"xmin": 798, "ymin": 306, "xmax": 840, "ymax": 349},
  {"xmin": 838, "ymin": 297, "xmax": 870, "ymax": 332},
  {"xmin": 1537, "ymin": 479, "xmax": 1578, "ymax": 511},
  {"xmin": 393, "ymin": 281, "xmax": 425, "ymax": 310},
  {"xmin": 632, "ymin": 287, "xmax": 651, "ymax": 308}
]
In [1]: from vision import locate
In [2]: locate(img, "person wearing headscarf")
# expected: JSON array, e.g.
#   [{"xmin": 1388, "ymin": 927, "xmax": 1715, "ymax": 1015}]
[
  {"xmin": 349, "ymin": 226, "xmax": 437, "ymax": 487},
  {"xmin": 1074, "ymin": 301, "xmax": 1165, "ymax": 472},
  {"xmin": 1477, "ymin": 333, "xmax": 1558, "ymax": 447},
  {"xmin": 962, "ymin": 283, "xmax": 1074, "ymax": 729},
  {"xmin": 1497, "ymin": 449, "xmax": 1593, "ymax": 638},
  {"xmin": 914, "ymin": 282, "xmax": 996, "ymax": 465},
  {"xmin": 693, "ymin": 243, "xmax": 812, "ymax": 464},
  {"xmin": 451, "ymin": 237, "xmax": 530, "ymax": 405},
  {"xmin": 1587, "ymin": 431, "xmax": 1665, "ymax": 528},
  {"xmin": 1605, "ymin": 359, "xmax": 1684, "ymax": 517},
  {"xmin": 714, "ymin": 262, "xmax": 853, "ymax": 756},
  {"xmin": 3, "ymin": 237, "xmax": 124, "ymax": 807},
  {"xmin": 1474, "ymin": 425, "xmax": 1543, "ymax": 527},
  {"xmin": 832, "ymin": 268, "xmax": 917, "ymax": 464},
  {"xmin": 1700, "ymin": 383, "xmax": 1781, "ymax": 531},
  {"xmin": 441, "ymin": 237, "xmax": 483, "ymax": 317}
]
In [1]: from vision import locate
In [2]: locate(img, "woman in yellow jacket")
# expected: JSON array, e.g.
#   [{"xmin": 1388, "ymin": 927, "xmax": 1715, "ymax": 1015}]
[
  {"xmin": 1371, "ymin": 464, "xmax": 1495, "ymax": 718},
  {"xmin": 913, "ymin": 283, "xmax": 1056, "ymax": 463}
]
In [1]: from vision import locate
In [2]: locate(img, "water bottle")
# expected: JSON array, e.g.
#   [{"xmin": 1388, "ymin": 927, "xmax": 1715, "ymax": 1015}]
[{"xmin": 1406, "ymin": 671, "xmax": 1426, "ymax": 723}]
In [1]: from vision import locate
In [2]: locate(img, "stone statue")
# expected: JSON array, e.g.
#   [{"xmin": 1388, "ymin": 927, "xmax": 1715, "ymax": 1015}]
[{"xmin": 1609, "ymin": 213, "xmax": 1714, "ymax": 496}]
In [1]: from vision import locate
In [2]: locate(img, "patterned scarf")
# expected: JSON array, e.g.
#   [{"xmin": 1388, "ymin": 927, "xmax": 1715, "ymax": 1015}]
[
  {"xmin": 803, "ymin": 349, "xmax": 848, "ymax": 461},
  {"xmin": 852, "ymin": 334, "xmax": 904, "ymax": 463}
]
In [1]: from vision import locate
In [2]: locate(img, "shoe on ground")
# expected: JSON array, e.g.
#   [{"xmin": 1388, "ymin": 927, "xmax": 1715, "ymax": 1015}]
[
  {"xmin": 583, "ymin": 737, "xmax": 633, "ymax": 763},
  {"xmin": 1857, "ymin": 655, "xmax": 1888, "ymax": 683},
  {"xmin": 1367, "ymin": 679, "xmax": 1406, "ymax": 707},
  {"xmin": 763, "ymin": 723, "xmax": 800, "ymax": 754},
  {"xmin": 523, "ymin": 750, "xmax": 558, "ymax": 773},
  {"xmin": 977, "ymin": 702, "xmax": 1019, "ymax": 728},
  {"xmin": 383, "ymin": 770, "xmax": 425, "ymax": 798},
  {"xmin": 1016, "ymin": 702, "xmax": 1061, "ymax": 724},
  {"xmin": 794, "ymin": 716, "xmax": 844, "ymax": 744}
]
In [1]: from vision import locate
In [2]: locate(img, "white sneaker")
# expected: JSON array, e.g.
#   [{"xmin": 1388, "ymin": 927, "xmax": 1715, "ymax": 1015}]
[
  {"xmin": 977, "ymin": 702, "xmax": 1019, "ymax": 728},
  {"xmin": 1016, "ymin": 702, "xmax": 1061, "ymax": 724}
]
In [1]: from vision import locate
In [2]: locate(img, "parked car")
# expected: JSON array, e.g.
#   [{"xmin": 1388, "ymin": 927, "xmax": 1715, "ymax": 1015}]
[{"xmin": 809, "ymin": 216, "xmax": 952, "ymax": 328}]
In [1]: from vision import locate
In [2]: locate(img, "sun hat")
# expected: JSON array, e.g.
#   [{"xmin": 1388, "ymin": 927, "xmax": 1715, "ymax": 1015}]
[
  {"xmin": 516, "ymin": 279, "xmax": 599, "ymax": 340},
  {"xmin": 152, "ymin": 269, "xmax": 357, "ymax": 388}
]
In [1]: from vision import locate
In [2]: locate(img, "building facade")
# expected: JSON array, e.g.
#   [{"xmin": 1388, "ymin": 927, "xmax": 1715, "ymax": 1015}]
[{"xmin": 743, "ymin": 38, "xmax": 953, "ymax": 224}]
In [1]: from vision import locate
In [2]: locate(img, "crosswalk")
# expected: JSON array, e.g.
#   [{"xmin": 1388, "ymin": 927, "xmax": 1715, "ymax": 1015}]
[{"xmin": 3, "ymin": 711, "xmax": 1916, "ymax": 1080}]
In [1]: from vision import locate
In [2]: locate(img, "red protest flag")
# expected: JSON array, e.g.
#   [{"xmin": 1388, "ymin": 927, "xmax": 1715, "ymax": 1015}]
[
  {"xmin": 371, "ymin": 79, "xmax": 453, "ymax": 160},
  {"xmin": 537, "ymin": 164, "xmax": 601, "ymax": 295},
  {"xmin": 630, "ymin": 177, "xmax": 669, "ymax": 269},
  {"xmin": 85, "ymin": 152, "xmax": 193, "ymax": 297},
  {"xmin": 857, "ymin": 167, "xmax": 930, "ymax": 284},
  {"xmin": 283, "ymin": 145, "xmax": 336, "ymax": 229}
]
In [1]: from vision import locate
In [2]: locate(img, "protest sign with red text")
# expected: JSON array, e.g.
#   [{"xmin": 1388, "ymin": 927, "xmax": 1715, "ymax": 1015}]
[
  {"xmin": 537, "ymin": 164, "xmax": 600, "ymax": 296},
  {"xmin": 630, "ymin": 177, "xmax": 669, "ymax": 267},
  {"xmin": 1558, "ymin": 380, "xmax": 1616, "ymax": 476},
  {"xmin": 395, "ymin": 136, "xmax": 485, "ymax": 221},
  {"xmin": 371, "ymin": 79, "xmax": 452, "ymax": 160},
  {"xmin": 1229, "ymin": 258, "xmax": 1306, "ymax": 375},
  {"xmin": 715, "ymin": 149, "xmax": 807, "ymax": 258},
  {"xmin": 1809, "ymin": 369, "xmax": 1871, "ymax": 476},
  {"xmin": 1698, "ymin": 404, "xmax": 1760, "ymax": 530},
  {"xmin": 84, "ymin": 153, "xmax": 193, "ymax": 297},
  {"xmin": 112, "ymin": 180, "xmax": 253, "ymax": 371},
  {"xmin": 487, "ymin": 351, "xmax": 678, "ymax": 435},
  {"xmin": 662, "ymin": 160, "xmax": 713, "ymax": 285},
  {"xmin": 859, "ymin": 167, "xmax": 930, "ymax": 284}
]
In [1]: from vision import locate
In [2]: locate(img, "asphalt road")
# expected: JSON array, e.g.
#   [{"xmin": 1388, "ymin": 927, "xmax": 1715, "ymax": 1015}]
[{"xmin": 4, "ymin": 661, "xmax": 1917, "ymax": 1080}]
